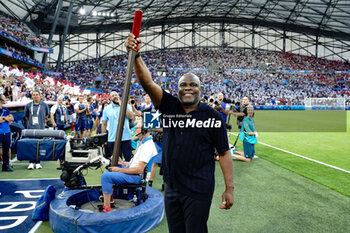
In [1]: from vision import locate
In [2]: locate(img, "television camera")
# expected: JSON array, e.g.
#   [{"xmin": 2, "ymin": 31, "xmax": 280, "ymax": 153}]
[{"xmin": 58, "ymin": 133, "xmax": 110, "ymax": 189}]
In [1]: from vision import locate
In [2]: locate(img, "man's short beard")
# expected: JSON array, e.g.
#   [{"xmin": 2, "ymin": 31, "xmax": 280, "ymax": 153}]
[
  {"xmin": 182, "ymin": 101, "xmax": 195, "ymax": 106},
  {"xmin": 112, "ymin": 100, "xmax": 119, "ymax": 105},
  {"xmin": 179, "ymin": 96, "xmax": 199, "ymax": 106}
]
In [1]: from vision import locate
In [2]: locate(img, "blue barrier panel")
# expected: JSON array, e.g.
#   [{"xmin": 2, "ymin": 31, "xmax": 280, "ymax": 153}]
[
  {"xmin": 0, "ymin": 179, "xmax": 64, "ymax": 233},
  {"xmin": 253, "ymin": 106, "xmax": 348, "ymax": 110}
]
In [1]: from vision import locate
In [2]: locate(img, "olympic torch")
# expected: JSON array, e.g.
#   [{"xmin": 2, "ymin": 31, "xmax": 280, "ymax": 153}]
[{"xmin": 111, "ymin": 10, "xmax": 143, "ymax": 166}]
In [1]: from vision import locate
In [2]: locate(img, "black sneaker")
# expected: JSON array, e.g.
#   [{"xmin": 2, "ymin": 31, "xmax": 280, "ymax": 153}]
[{"xmin": 2, "ymin": 167, "xmax": 13, "ymax": 172}]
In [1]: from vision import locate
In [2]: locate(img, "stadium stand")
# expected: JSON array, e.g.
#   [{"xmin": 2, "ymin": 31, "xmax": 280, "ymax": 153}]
[
  {"xmin": 62, "ymin": 49, "xmax": 350, "ymax": 106},
  {"xmin": 0, "ymin": 12, "xmax": 48, "ymax": 48}
]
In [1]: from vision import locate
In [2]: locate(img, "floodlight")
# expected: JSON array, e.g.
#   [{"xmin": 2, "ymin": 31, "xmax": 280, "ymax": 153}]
[
  {"xmin": 79, "ymin": 8, "xmax": 86, "ymax": 15},
  {"xmin": 92, "ymin": 11, "xmax": 97, "ymax": 16}
]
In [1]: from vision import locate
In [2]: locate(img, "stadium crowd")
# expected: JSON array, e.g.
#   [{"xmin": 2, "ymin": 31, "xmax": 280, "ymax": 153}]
[
  {"xmin": 62, "ymin": 49, "xmax": 350, "ymax": 106},
  {"xmin": 0, "ymin": 13, "xmax": 48, "ymax": 48}
]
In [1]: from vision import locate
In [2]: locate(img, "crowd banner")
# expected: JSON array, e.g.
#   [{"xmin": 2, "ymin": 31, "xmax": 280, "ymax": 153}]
[{"xmin": 253, "ymin": 106, "xmax": 350, "ymax": 110}]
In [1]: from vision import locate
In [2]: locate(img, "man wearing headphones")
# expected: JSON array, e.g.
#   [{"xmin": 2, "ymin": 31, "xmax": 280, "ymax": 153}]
[{"xmin": 100, "ymin": 123, "xmax": 158, "ymax": 212}]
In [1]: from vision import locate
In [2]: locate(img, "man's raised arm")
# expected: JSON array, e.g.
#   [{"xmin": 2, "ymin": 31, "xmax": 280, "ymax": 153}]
[{"xmin": 125, "ymin": 33, "xmax": 163, "ymax": 108}]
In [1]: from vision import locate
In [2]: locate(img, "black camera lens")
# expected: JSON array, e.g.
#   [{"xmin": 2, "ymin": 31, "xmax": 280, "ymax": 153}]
[
  {"xmin": 214, "ymin": 100, "xmax": 219, "ymax": 105},
  {"xmin": 209, "ymin": 98, "xmax": 214, "ymax": 103},
  {"xmin": 130, "ymin": 99, "xmax": 135, "ymax": 105}
]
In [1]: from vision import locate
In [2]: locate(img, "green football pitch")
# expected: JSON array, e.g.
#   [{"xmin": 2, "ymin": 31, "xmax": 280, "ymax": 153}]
[{"xmin": 1, "ymin": 110, "xmax": 349, "ymax": 233}]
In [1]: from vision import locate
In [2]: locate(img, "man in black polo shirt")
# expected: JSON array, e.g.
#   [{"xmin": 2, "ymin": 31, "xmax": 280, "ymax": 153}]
[{"xmin": 125, "ymin": 34, "xmax": 234, "ymax": 233}]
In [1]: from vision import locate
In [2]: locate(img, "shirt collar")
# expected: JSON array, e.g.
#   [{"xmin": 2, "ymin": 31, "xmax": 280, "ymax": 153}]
[
  {"xmin": 178, "ymin": 101, "xmax": 209, "ymax": 114},
  {"xmin": 141, "ymin": 136, "xmax": 152, "ymax": 144},
  {"xmin": 32, "ymin": 101, "xmax": 41, "ymax": 105},
  {"xmin": 111, "ymin": 102, "xmax": 119, "ymax": 108}
]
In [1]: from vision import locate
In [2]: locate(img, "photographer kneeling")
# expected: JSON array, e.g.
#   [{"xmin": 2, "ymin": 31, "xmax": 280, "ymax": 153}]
[
  {"xmin": 100, "ymin": 124, "xmax": 158, "ymax": 212},
  {"xmin": 234, "ymin": 106, "xmax": 257, "ymax": 162}
]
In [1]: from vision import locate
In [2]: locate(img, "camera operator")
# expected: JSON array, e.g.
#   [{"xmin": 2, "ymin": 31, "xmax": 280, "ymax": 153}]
[
  {"xmin": 129, "ymin": 96, "xmax": 142, "ymax": 117},
  {"xmin": 141, "ymin": 94, "xmax": 153, "ymax": 111},
  {"xmin": 229, "ymin": 96, "xmax": 250, "ymax": 129},
  {"xmin": 100, "ymin": 124, "xmax": 158, "ymax": 212},
  {"xmin": 215, "ymin": 93, "xmax": 230, "ymax": 123}
]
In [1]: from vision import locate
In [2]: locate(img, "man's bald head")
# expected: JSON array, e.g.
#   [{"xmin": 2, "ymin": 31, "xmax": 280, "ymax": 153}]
[{"xmin": 178, "ymin": 73, "xmax": 201, "ymax": 88}]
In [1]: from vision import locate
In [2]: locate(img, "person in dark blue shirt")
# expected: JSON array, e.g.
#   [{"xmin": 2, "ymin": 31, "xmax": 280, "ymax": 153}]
[
  {"xmin": 125, "ymin": 34, "xmax": 234, "ymax": 233},
  {"xmin": 0, "ymin": 95, "xmax": 14, "ymax": 172},
  {"xmin": 74, "ymin": 96, "xmax": 88, "ymax": 138},
  {"xmin": 50, "ymin": 97, "xmax": 67, "ymax": 130},
  {"xmin": 86, "ymin": 96, "xmax": 97, "ymax": 138}
]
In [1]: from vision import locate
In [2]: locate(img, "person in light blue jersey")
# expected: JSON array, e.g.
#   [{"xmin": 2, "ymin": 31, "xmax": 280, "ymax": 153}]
[{"xmin": 101, "ymin": 91, "xmax": 135, "ymax": 161}]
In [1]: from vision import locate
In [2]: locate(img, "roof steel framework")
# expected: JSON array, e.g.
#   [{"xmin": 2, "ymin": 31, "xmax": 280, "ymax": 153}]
[{"xmin": 1, "ymin": 0, "xmax": 349, "ymax": 66}]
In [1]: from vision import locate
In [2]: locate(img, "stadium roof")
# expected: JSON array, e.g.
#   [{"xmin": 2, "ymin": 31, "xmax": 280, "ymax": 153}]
[{"xmin": 1, "ymin": 0, "xmax": 350, "ymax": 41}]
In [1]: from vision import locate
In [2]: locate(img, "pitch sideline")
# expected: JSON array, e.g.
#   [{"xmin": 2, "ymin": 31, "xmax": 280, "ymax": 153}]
[{"xmin": 229, "ymin": 132, "xmax": 350, "ymax": 174}]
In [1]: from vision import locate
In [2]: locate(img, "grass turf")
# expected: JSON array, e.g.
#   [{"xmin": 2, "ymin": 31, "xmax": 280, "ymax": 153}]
[
  {"xmin": 3, "ymin": 157, "xmax": 350, "ymax": 233},
  {"xmin": 227, "ymin": 110, "xmax": 350, "ymax": 197},
  {"xmin": 1, "ymin": 110, "xmax": 349, "ymax": 232}
]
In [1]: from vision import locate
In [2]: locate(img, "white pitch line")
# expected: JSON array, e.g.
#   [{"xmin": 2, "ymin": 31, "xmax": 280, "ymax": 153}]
[
  {"xmin": 229, "ymin": 132, "xmax": 350, "ymax": 174},
  {"xmin": 28, "ymin": 220, "xmax": 42, "ymax": 233}
]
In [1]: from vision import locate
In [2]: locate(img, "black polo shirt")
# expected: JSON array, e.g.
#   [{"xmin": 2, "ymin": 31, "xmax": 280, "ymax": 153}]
[{"xmin": 159, "ymin": 90, "xmax": 229, "ymax": 201}]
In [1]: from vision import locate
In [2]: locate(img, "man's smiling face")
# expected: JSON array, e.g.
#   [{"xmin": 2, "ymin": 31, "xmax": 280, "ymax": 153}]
[{"xmin": 177, "ymin": 73, "xmax": 201, "ymax": 107}]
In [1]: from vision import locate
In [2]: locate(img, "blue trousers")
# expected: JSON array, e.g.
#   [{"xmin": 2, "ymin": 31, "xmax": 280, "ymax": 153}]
[
  {"xmin": 55, "ymin": 124, "xmax": 65, "ymax": 130},
  {"xmin": 101, "ymin": 170, "xmax": 141, "ymax": 194},
  {"xmin": 0, "ymin": 132, "xmax": 11, "ymax": 169}
]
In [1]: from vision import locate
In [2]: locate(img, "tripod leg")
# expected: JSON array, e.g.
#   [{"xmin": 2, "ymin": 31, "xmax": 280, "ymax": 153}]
[{"xmin": 233, "ymin": 134, "xmax": 239, "ymax": 147}]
